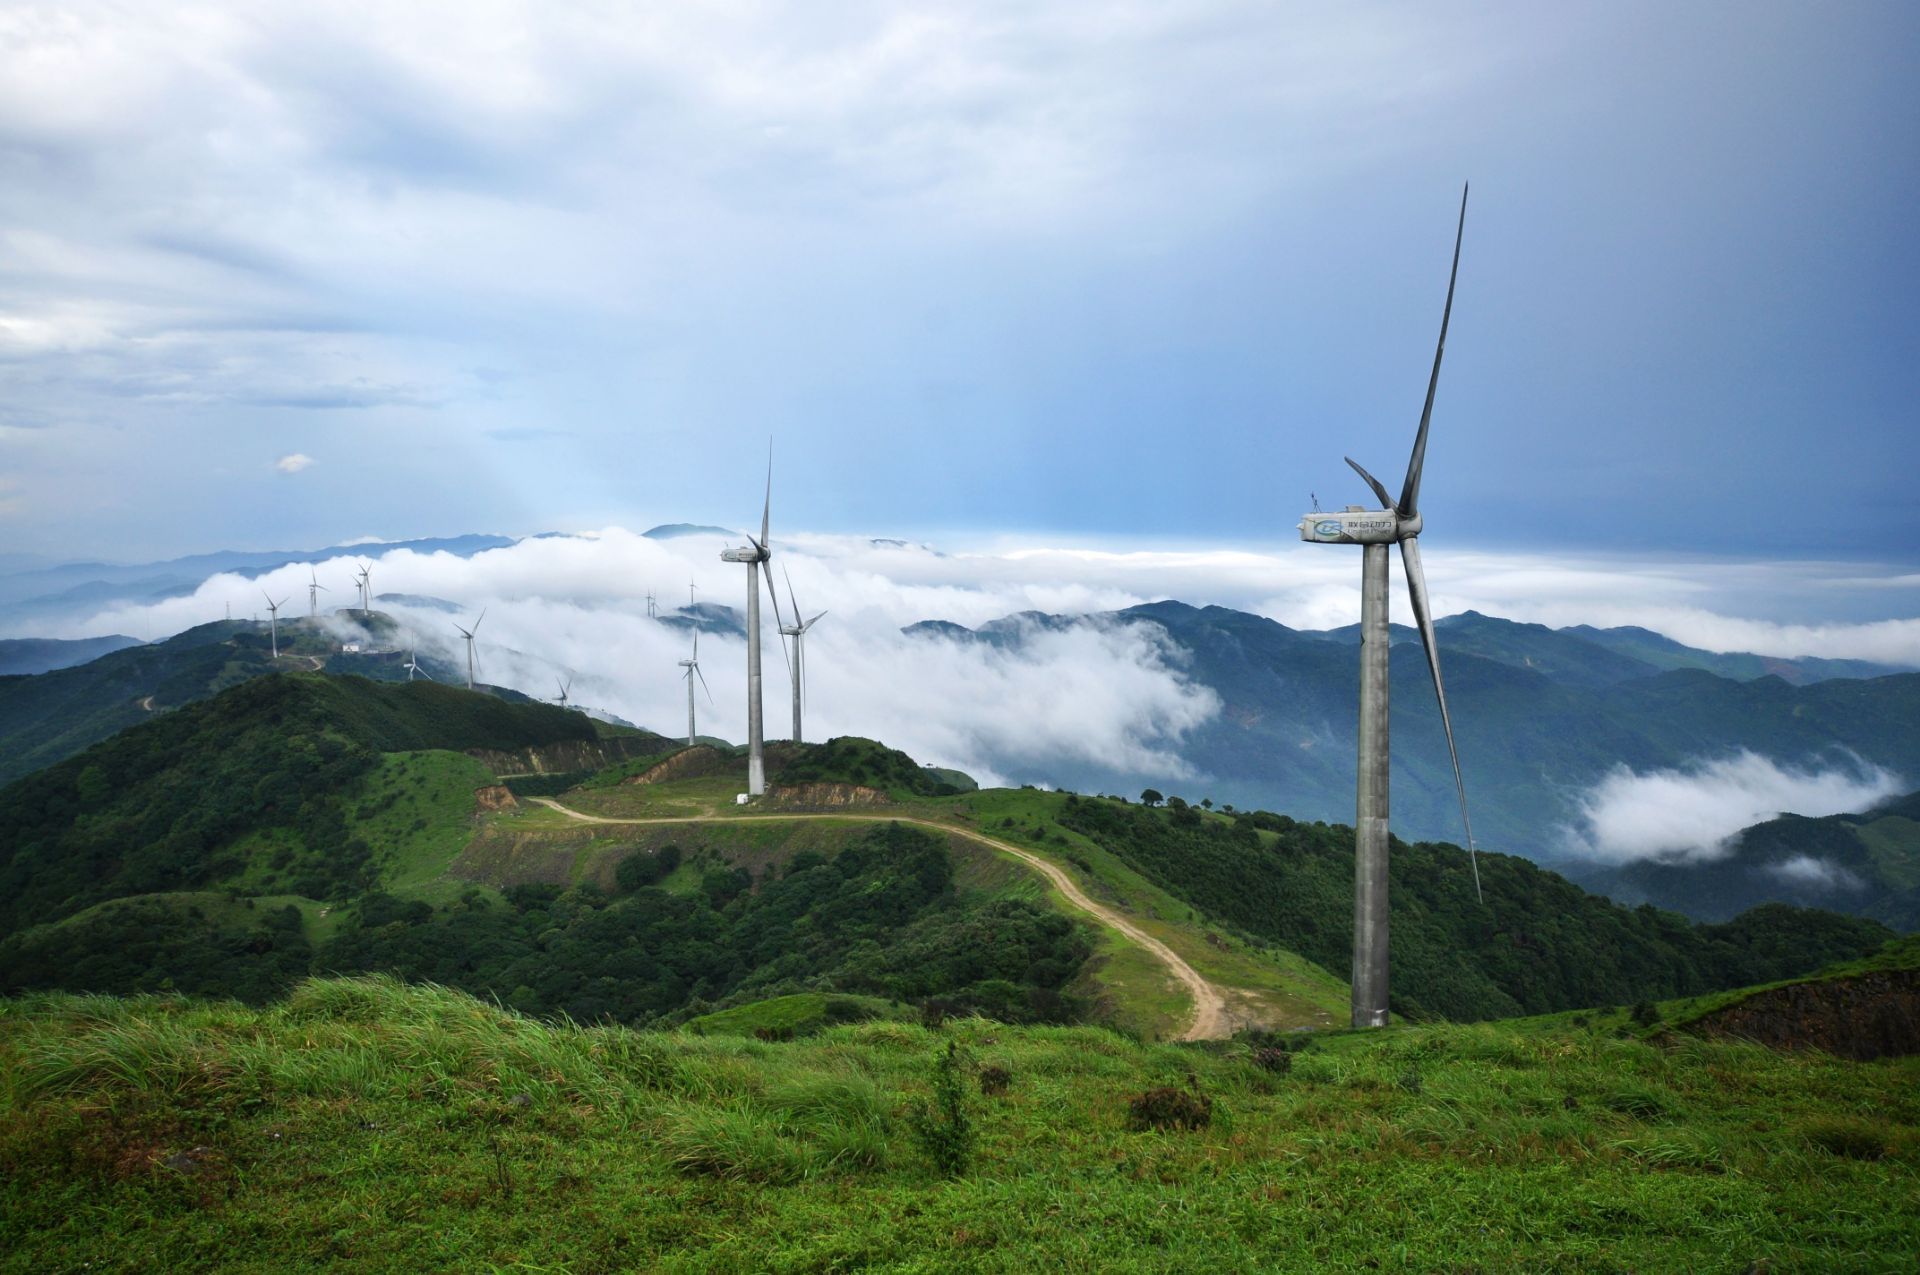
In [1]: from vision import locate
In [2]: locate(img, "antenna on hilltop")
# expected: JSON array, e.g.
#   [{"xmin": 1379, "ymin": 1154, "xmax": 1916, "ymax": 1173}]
[{"xmin": 1296, "ymin": 183, "xmax": 1481, "ymax": 1031}]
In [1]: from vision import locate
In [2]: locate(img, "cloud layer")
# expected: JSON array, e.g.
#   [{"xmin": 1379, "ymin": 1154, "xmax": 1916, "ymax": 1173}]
[{"xmin": 1559, "ymin": 750, "xmax": 1903, "ymax": 865}]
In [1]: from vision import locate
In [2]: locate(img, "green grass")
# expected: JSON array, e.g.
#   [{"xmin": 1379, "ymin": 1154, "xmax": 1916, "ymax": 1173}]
[
  {"xmin": 347, "ymin": 750, "xmax": 497, "ymax": 896},
  {"xmin": 686, "ymin": 992, "xmax": 904, "ymax": 1038},
  {"xmin": 2, "ymin": 975, "xmax": 1915, "ymax": 1271}
]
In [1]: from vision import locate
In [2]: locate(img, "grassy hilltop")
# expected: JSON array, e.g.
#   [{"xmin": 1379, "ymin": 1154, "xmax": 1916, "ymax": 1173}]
[{"xmin": 1, "ymin": 966, "xmax": 1916, "ymax": 1272}]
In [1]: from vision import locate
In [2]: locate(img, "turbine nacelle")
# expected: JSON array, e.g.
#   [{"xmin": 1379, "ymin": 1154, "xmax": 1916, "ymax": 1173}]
[
  {"xmin": 1297, "ymin": 507, "xmax": 1421, "ymax": 545},
  {"xmin": 719, "ymin": 543, "xmax": 769, "ymax": 565}
]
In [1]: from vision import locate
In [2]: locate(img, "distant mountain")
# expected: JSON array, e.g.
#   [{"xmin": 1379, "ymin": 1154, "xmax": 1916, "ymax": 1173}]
[
  {"xmin": 909, "ymin": 601, "xmax": 1920, "ymax": 863},
  {"xmin": 1562, "ymin": 624, "xmax": 1904, "ymax": 684},
  {"xmin": 643, "ymin": 523, "xmax": 735, "ymax": 540},
  {"xmin": 1564, "ymin": 791, "xmax": 1920, "ymax": 930},
  {"xmin": 1311, "ymin": 610, "xmax": 1908, "ymax": 686},
  {"xmin": 0, "ymin": 635, "xmax": 144, "ymax": 676},
  {"xmin": 0, "ymin": 534, "xmax": 519, "ymax": 626},
  {"xmin": 656, "ymin": 601, "xmax": 746, "ymax": 639}
]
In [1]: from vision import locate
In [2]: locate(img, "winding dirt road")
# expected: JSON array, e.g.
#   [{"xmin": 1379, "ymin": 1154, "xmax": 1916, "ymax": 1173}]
[{"xmin": 527, "ymin": 797, "xmax": 1231, "ymax": 1041}]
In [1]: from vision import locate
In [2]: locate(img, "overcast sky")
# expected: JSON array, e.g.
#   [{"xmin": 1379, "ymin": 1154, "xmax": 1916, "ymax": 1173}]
[{"xmin": 2, "ymin": 2, "xmax": 1916, "ymax": 588}]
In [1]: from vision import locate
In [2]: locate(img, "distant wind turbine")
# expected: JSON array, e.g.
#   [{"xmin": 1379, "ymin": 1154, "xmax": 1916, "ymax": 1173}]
[
  {"xmin": 355, "ymin": 562, "xmax": 373, "ymax": 611},
  {"xmin": 679, "ymin": 626, "xmax": 714, "ymax": 747},
  {"xmin": 555, "ymin": 675, "xmax": 573, "ymax": 710},
  {"xmin": 718, "ymin": 447, "xmax": 784, "ymax": 796},
  {"xmin": 402, "ymin": 635, "xmax": 431, "ymax": 682},
  {"xmin": 262, "ymin": 591, "xmax": 290, "ymax": 659},
  {"xmin": 777, "ymin": 566, "xmax": 827, "ymax": 743},
  {"xmin": 308, "ymin": 567, "xmax": 329, "ymax": 617},
  {"xmin": 1298, "ymin": 184, "xmax": 1482, "ymax": 1030},
  {"xmin": 452, "ymin": 609, "xmax": 485, "ymax": 690}
]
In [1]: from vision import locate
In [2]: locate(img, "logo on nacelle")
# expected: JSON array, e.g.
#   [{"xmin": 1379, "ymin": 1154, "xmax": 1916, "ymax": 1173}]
[{"xmin": 1314, "ymin": 520, "xmax": 1343, "ymax": 538}]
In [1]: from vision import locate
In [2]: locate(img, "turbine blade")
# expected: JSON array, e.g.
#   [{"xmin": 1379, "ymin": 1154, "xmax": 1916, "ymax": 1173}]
[
  {"xmin": 783, "ymin": 564, "xmax": 801, "ymax": 626},
  {"xmin": 805, "ymin": 609, "xmax": 827, "ymax": 631},
  {"xmin": 1345, "ymin": 458, "xmax": 1394, "ymax": 510},
  {"xmin": 763, "ymin": 560, "xmax": 789, "ymax": 635},
  {"xmin": 1399, "ymin": 182, "xmax": 1468, "ymax": 520},
  {"xmin": 695, "ymin": 663, "xmax": 714, "ymax": 706},
  {"xmin": 761, "ymin": 441, "xmax": 772, "ymax": 549},
  {"xmin": 1400, "ymin": 534, "xmax": 1483, "ymax": 902},
  {"xmin": 473, "ymin": 608, "xmax": 486, "ymax": 633}
]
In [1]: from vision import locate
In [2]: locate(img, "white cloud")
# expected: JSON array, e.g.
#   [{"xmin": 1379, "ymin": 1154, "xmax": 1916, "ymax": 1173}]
[
  {"xmin": 1765, "ymin": 855, "xmax": 1865, "ymax": 892},
  {"xmin": 1558, "ymin": 750, "xmax": 1903, "ymax": 865},
  {"xmin": 275, "ymin": 453, "xmax": 314, "ymax": 474}
]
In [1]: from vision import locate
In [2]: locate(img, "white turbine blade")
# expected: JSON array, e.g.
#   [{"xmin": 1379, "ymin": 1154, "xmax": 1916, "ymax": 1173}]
[
  {"xmin": 783, "ymin": 564, "xmax": 801, "ymax": 626},
  {"xmin": 760, "ymin": 441, "xmax": 772, "ymax": 549},
  {"xmin": 803, "ymin": 609, "xmax": 828, "ymax": 631},
  {"xmin": 694, "ymin": 663, "xmax": 715, "ymax": 706},
  {"xmin": 1399, "ymin": 182, "xmax": 1468, "ymax": 519},
  {"xmin": 1345, "ymin": 457, "xmax": 1394, "ymax": 510},
  {"xmin": 762, "ymin": 561, "xmax": 791, "ymax": 640},
  {"xmin": 472, "ymin": 607, "xmax": 486, "ymax": 633},
  {"xmin": 1399, "ymin": 534, "xmax": 1482, "ymax": 902}
]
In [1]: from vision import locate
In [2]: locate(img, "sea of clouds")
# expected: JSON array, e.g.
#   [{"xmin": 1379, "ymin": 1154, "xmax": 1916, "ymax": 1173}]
[{"xmin": 31, "ymin": 527, "xmax": 1920, "ymax": 797}]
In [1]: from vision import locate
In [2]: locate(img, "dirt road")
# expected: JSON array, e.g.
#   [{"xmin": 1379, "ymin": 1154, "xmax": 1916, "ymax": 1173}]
[{"xmin": 527, "ymin": 797, "xmax": 1231, "ymax": 1041}]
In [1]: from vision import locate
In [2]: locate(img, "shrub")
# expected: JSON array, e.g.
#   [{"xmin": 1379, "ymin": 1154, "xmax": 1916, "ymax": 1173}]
[
  {"xmin": 1126, "ymin": 1085, "xmax": 1212, "ymax": 1131},
  {"xmin": 1252, "ymin": 1048, "xmax": 1292, "ymax": 1074},
  {"xmin": 979, "ymin": 1064, "xmax": 1012, "ymax": 1096},
  {"xmin": 908, "ymin": 1042, "xmax": 975, "ymax": 1178},
  {"xmin": 1630, "ymin": 999, "xmax": 1661, "ymax": 1028}
]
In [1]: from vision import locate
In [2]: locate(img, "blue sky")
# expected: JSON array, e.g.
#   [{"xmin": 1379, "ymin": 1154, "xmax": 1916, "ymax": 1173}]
[{"xmin": 2, "ymin": 1, "xmax": 1916, "ymax": 577}]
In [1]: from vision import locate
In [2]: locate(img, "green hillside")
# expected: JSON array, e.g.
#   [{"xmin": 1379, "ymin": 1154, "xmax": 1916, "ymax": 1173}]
[
  {"xmin": 0, "ymin": 672, "xmax": 598, "ymax": 934},
  {"xmin": 1, "ymin": 973, "xmax": 1913, "ymax": 1271},
  {"xmin": 1056, "ymin": 794, "xmax": 1894, "ymax": 1021}
]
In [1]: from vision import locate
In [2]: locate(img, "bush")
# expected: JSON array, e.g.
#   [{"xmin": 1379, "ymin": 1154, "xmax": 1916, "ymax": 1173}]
[
  {"xmin": 1630, "ymin": 999, "xmax": 1662, "ymax": 1028},
  {"xmin": 1802, "ymin": 1117, "xmax": 1887, "ymax": 1161},
  {"xmin": 1126, "ymin": 1084, "xmax": 1212, "ymax": 1131},
  {"xmin": 978, "ymin": 1064, "xmax": 1012, "ymax": 1096},
  {"xmin": 908, "ymin": 1042, "xmax": 975, "ymax": 1178},
  {"xmin": 1252, "ymin": 1048, "xmax": 1292, "ymax": 1074}
]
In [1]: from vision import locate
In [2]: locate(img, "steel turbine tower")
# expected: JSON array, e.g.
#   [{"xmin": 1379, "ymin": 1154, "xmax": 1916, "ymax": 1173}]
[
  {"xmin": 679, "ymin": 626, "xmax": 713, "ymax": 747},
  {"xmin": 452, "ymin": 609, "xmax": 485, "ymax": 690},
  {"xmin": 1299, "ymin": 184, "xmax": 1483, "ymax": 1030},
  {"xmin": 262, "ymin": 592, "xmax": 290, "ymax": 659},
  {"xmin": 308, "ymin": 568, "xmax": 328, "ymax": 617},
  {"xmin": 776, "ymin": 567, "xmax": 827, "ymax": 743},
  {"xmin": 719, "ymin": 451, "xmax": 782, "ymax": 796}
]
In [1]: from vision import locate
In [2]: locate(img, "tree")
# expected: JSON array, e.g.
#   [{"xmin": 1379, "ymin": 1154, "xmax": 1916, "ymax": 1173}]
[
  {"xmin": 1140, "ymin": 789, "xmax": 1164, "ymax": 808},
  {"xmin": 1200, "ymin": 798, "xmax": 1213, "ymax": 810}
]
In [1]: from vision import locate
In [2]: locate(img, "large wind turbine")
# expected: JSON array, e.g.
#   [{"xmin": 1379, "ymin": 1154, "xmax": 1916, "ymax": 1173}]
[
  {"xmin": 719, "ymin": 451, "xmax": 783, "ymax": 796},
  {"xmin": 554, "ymin": 675, "xmax": 573, "ymax": 709},
  {"xmin": 777, "ymin": 567, "xmax": 827, "ymax": 743},
  {"xmin": 679, "ymin": 626, "xmax": 713, "ymax": 747},
  {"xmin": 308, "ymin": 568, "xmax": 328, "ymax": 617},
  {"xmin": 355, "ymin": 563, "xmax": 373, "ymax": 611},
  {"xmin": 452, "ymin": 609, "xmax": 485, "ymax": 690},
  {"xmin": 1298, "ymin": 184, "xmax": 1482, "ymax": 1030},
  {"xmin": 262, "ymin": 591, "xmax": 290, "ymax": 659}
]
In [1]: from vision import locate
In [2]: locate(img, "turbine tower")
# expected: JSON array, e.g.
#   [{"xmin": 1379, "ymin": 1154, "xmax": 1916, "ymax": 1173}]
[
  {"xmin": 308, "ymin": 568, "xmax": 328, "ymax": 618},
  {"xmin": 1298, "ymin": 184, "xmax": 1482, "ymax": 1030},
  {"xmin": 679, "ymin": 626, "xmax": 713, "ymax": 747},
  {"xmin": 777, "ymin": 567, "xmax": 827, "ymax": 743},
  {"xmin": 355, "ymin": 563, "xmax": 372, "ymax": 611},
  {"xmin": 718, "ymin": 450, "xmax": 782, "ymax": 796},
  {"xmin": 262, "ymin": 591, "xmax": 290, "ymax": 659},
  {"xmin": 452, "ymin": 609, "xmax": 485, "ymax": 690}
]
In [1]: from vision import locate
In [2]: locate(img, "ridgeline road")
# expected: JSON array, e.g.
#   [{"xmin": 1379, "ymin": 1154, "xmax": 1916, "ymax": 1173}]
[{"xmin": 527, "ymin": 797, "xmax": 1232, "ymax": 1041}]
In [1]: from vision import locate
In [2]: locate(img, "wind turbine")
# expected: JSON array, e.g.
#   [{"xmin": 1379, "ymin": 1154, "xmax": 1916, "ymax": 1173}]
[
  {"xmin": 1297, "ymin": 184, "xmax": 1482, "ymax": 1030},
  {"xmin": 452, "ymin": 609, "xmax": 485, "ymax": 690},
  {"xmin": 355, "ymin": 562, "xmax": 373, "ymax": 611},
  {"xmin": 646, "ymin": 591, "xmax": 658, "ymax": 620},
  {"xmin": 679, "ymin": 626, "xmax": 714, "ymax": 747},
  {"xmin": 402, "ymin": 635, "xmax": 431, "ymax": 682},
  {"xmin": 777, "ymin": 566, "xmax": 827, "ymax": 743},
  {"xmin": 718, "ymin": 448, "xmax": 784, "ymax": 796},
  {"xmin": 308, "ymin": 568, "xmax": 329, "ymax": 617},
  {"xmin": 555, "ymin": 675, "xmax": 573, "ymax": 709},
  {"xmin": 262, "ymin": 591, "xmax": 290, "ymax": 659}
]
